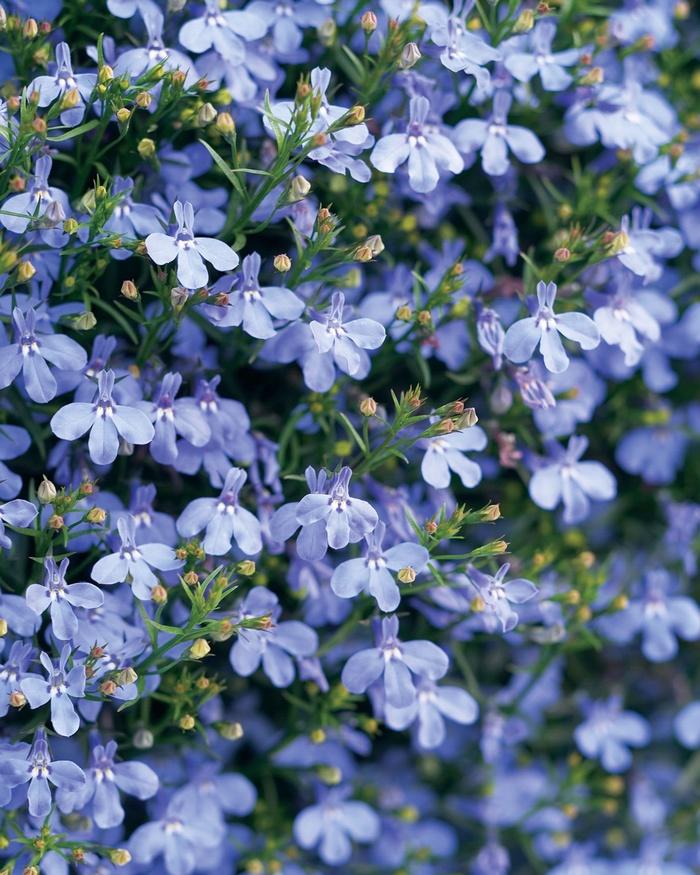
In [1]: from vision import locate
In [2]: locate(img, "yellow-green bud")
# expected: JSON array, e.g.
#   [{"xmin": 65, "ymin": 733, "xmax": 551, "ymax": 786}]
[
  {"xmin": 121, "ymin": 279, "xmax": 139, "ymax": 300},
  {"xmin": 397, "ymin": 566, "xmax": 417, "ymax": 584},
  {"xmin": 273, "ymin": 253, "xmax": 292, "ymax": 272},
  {"xmin": 289, "ymin": 175, "xmax": 311, "ymax": 202},
  {"xmin": 189, "ymin": 638, "xmax": 211, "ymax": 659},
  {"xmin": 137, "ymin": 138, "xmax": 157, "ymax": 159},
  {"xmin": 110, "ymin": 849, "xmax": 132, "ymax": 866},
  {"xmin": 513, "ymin": 8, "xmax": 535, "ymax": 32}
]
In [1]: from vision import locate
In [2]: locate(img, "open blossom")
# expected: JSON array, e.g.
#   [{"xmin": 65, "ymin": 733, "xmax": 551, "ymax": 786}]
[
  {"xmin": 293, "ymin": 786, "xmax": 380, "ymax": 866},
  {"xmin": 0, "ymin": 155, "xmax": 70, "ymax": 242},
  {"xmin": 57, "ymin": 737, "xmax": 159, "ymax": 828},
  {"xmin": 203, "ymin": 252, "xmax": 304, "ymax": 339},
  {"xmin": 0, "ymin": 729, "xmax": 85, "ymax": 818},
  {"xmin": 419, "ymin": 0, "xmax": 501, "ymax": 84},
  {"xmin": 0, "ymin": 498, "xmax": 38, "ymax": 550},
  {"xmin": 26, "ymin": 556, "xmax": 103, "ymax": 641},
  {"xmin": 503, "ymin": 19, "xmax": 582, "ymax": 91},
  {"xmin": 504, "ymin": 281, "xmax": 600, "ymax": 373},
  {"xmin": 50, "ymin": 369, "xmax": 155, "ymax": 466},
  {"xmin": 91, "ymin": 515, "xmax": 183, "ymax": 599},
  {"xmin": 309, "ymin": 291, "xmax": 386, "ymax": 376},
  {"xmin": 0, "ymin": 306, "xmax": 87, "ymax": 403},
  {"xmin": 529, "ymin": 435, "xmax": 616, "ymax": 524},
  {"xmin": 385, "ymin": 677, "xmax": 479, "ymax": 748},
  {"xmin": 454, "ymin": 90, "xmax": 545, "ymax": 177},
  {"xmin": 28, "ymin": 42, "xmax": 96, "ymax": 125},
  {"xmin": 420, "ymin": 423, "xmax": 488, "ymax": 489},
  {"xmin": 466, "ymin": 563, "xmax": 538, "ymax": 633},
  {"xmin": 178, "ymin": 0, "xmax": 267, "ymax": 57},
  {"xmin": 341, "ymin": 615, "xmax": 449, "ymax": 708},
  {"xmin": 574, "ymin": 696, "xmax": 650, "ymax": 772},
  {"xmin": 230, "ymin": 587, "xmax": 318, "ymax": 687},
  {"xmin": 20, "ymin": 645, "xmax": 86, "ymax": 737},
  {"xmin": 331, "ymin": 521, "xmax": 429, "ymax": 612},
  {"xmin": 370, "ymin": 95, "xmax": 464, "ymax": 193},
  {"xmin": 145, "ymin": 200, "xmax": 239, "ymax": 289},
  {"xmin": 142, "ymin": 372, "xmax": 211, "ymax": 466},
  {"xmin": 177, "ymin": 466, "xmax": 262, "ymax": 556}
]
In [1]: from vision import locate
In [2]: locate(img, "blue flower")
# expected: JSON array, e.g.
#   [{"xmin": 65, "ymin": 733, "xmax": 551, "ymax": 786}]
[
  {"xmin": 309, "ymin": 291, "xmax": 386, "ymax": 375},
  {"xmin": 504, "ymin": 19, "xmax": 582, "ymax": 91},
  {"xmin": 293, "ymin": 786, "xmax": 380, "ymax": 866},
  {"xmin": 0, "ymin": 425, "xmax": 31, "ymax": 500},
  {"xmin": 370, "ymin": 95, "xmax": 464, "ymax": 193},
  {"xmin": 178, "ymin": 0, "xmax": 267, "ymax": 57},
  {"xmin": 0, "ymin": 306, "xmax": 87, "ymax": 403},
  {"xmin": 25, "ymin": 556, "xmax": 103, "ymax": 641},
  {"xmin": 454, "ymin": 90, "xmax": 545, "ymax": 177},
  {"xmin": 615, "ymin": 416, "xmax": 688, "ymax": 485},
  {"xmin": 467, "ymin": 563, "xmax": 538, "ymax": 633},
  {"xmin": 20, "ymin": 645, "xmax": 86, "ymax": 737},
  {"xmin": 202, "ymin": 252, "xmax": 304, "ymax": 339},
  {"xmin": 145, "ymin": 200, "xmax": 239, "ymax": 289},
  {"xmin": 91, "ymin": 515, "xmax": 184, "ymax": 598},
  {"xmin": 0, "ymin": 729, "xmax": 85, "ymax": 818},
  {"xmin": 0, "ymin": 498, "xmax": 38, "ymax": 550},
  {"xmin": 341, "ymin": 615, "xmax": 449, "ymax": 708},
  {"xmin": 230, "ymin": 586, "xmax": 318, "ymax": 687},
  {"xmin": 0, "ymin": 642, "xmax": 36, "ymax": 716},
  {"xmin": 246, "ymin": 0, "xmax": 326, "ymax": 53},
  {"xmin": 177, "ymin": 466, "xmax": 263, "ymax": 556},
  {"xmin": 57, "ymin": 737, "xmax": 158, "ymax": 828},
  {"xmin": 50, "ymin": 369, "xmax": 155, "ymax": 466},
  {"xmin": 612, "ymin": 208, "xmax": 683, "ymax": 284},
  {"xmin": 102, "ymin": 176, "xmax": 165, "ymax": 256},
  {"xmin": 384, "ymin": 677, "xmax": 479, "ymax": 748},
  {"xmin": 484, "ymin": 204, "xmax": 519, "ymax": 267},
  {"xmin": 28, "ymin": 42, "xmax": 96, "ymax": 125},
  {"xmin": 420, "ymin": 0, "xmax": 501, "ymax": 84},
  {"xmin": 504, "ymin": 281, "xmax": 600, "ymax": 373},
  {"xmin": 0, "ymin": 155, "xmax": 71, "ymax": 244},
  {"xmin": 114, "ymin": 9, "xmax": 198, "ymax": 88},
  {"xmin": 529, "ymin": 435, "xmax": 617, "ymax": 524},
  {"xmin": 574, "ymin": 696, "xmax": 650, "ymax": 772},
  {"xmin": 420, "ymin": 422, "xmax": 488, "ymax": 489},
  {"xmin": 331, "ymin": 521, "xmax": 429, "ymax": 612},
  {"xmin": 143, "ymin": 372, "xmax": 211, "ymax": 466}
]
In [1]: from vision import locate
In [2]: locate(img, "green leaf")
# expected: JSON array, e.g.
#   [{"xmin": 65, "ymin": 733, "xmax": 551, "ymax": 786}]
[
  {"xmin": 198, "ymin": 139, "xmax": 245, "ymax": 196},
  {"xmin": 337, "ymin": 412, "xmax": 368, "ymax": 455},
  {"xmin": 48, "ymin": 120, "xmax": 101, "ymax": 142}
]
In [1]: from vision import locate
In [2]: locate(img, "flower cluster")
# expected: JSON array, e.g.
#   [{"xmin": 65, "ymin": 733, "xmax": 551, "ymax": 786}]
[{"xmin": 0, "ymin": 0, "xmax": 698, "ymax": 873}]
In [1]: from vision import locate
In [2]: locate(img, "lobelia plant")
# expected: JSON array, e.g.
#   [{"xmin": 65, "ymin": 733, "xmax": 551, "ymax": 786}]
[{"xmin": 0, "ymin": 0, "xmax": 698, "ymax": 873}]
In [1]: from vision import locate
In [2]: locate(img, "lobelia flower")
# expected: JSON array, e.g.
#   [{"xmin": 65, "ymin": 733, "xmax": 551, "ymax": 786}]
[
  {"xmin": 615, "ymin": 417, "xmax": 688, "ymax": 486},
  {"xmin": 230, "ymin": 586, "xmax": 318, "ymax": 687},
  {"xmin": 384, "ymin": 677, "xmax": 479, "ymax": 748},
  {"xmin": 246, "ymin": 0, "xmax": 326, "ymax": 53},
  {"xmin": 341, "ymin": 615, "xmax": 449, "ymax": 708},
  {"xmin": 178, "ymin": 0, "xmax": 267, "ymax": 58},
  {"xmin": 114, "ymin": 9, "xmax": 199, "ymax": 88},
  {"xmin": 466, "ymin": 563, "xmax": 538, "ymax": 633},
  {"xmin": 610, "ymin": 208, "xmax": 684, "ymax": 284},
  {"xmin": 50, "ymin": 369, "xmax": 155, "ymax": 466},
  {"xmin": 0, "ymin": 306, "xmax": 87, "ymax": 403},
  {"xmin": 20, "ymin": 645, "xmax": 86, "ymax": 737},
  {"xmin": 145, "ymin": 200, "xmax": 239, "ymax": 290},
  {"xmin": 0, "ymin": 729, "xmax": 85, "ymax": 818},
  {"xmin": 454, "ymin": 90, "xmax": 545, "ymax": 177},
  {"xmin": 597, "ymin": 569, "xmax": 700, "ymax": 662},
  {"xmin": 419, "ymin": 0, "xmax": 501, "ymax": 84},
  {"xmin": 26, "ymin": 556, "xmax": 103, "ymax": 642},
  {"xmin": 528, "ymin": 435, "xmax": 616, "ymax": 524},
  {"xmin": 0, "ymin": 642, "xmax": 36, "ymax": 717},
  {"xmin": 142, "ymin": 372, "xmax": 211, "ymax": 466},
  {"xmin": 270, "ymin": 466, "xmax": 330, "ymax": 560},
  {"xmin": 0, "ymin": 498, "xmax": 38, "ymax": 550},
  {"xmin": 532, "ymin": 359, "xmax": 605, "ymax": 438},
  {"xmin": 674, "ymin": 701, "xmax": 700, "ymax": 750},
  {"xmin": 176, "ymin": 466, "xmax": 263, "ymax": 556},
  {"xmin": 484, "ymin": 204, "xmax": 519, "ymax": 267},
  {"xmin": 309, "ymin": 291, "xmax": 386, "ymax": 376},
  {"xmin": 330, "ymin": 521, "xmax": 429, "ymax": 612},
  {"xmin": 130, "ymin": 794, "xmax": 226, "ymax": 875},
  {"xmin": 202, "ymin": 252, "xmax": 304, "ymax": 339},
  {"xmin": 504, "ymin": 281, "xmax": 600, "ymax": 373},
  {"xmin": 293, "ymin": 786, "xmax": 380, "ymax": 866},
  {"xmin": 574, "ymin": 696, "xmax": 650, "ymax": 772},
  {"xmin": 370, "ymin": 95, "xmax": 464, "ymax": 194},
  {"xmin": 420, "ymin": 422, "xmax": 488, "ymax": 489},
  {"xmin": 57, "ymin": 737, "xmax": 159, "ymax": 828},
  {"xmin": 102, "ymin": 177, "xmax": 164, "ymax": 256},
  {"xmin": 503, "ymin": 19, "xmax": 582, "ymax": 91},
  {"xmin": 28, "ymin": 42, "xmax": 96, "ymax": 125},
  {"xmin": 91, "ymin": 515, "xmax": 184, "ymax": 599},
  {"xmin": 0, "ymin": 155, "xmax": 71, "ymax": 244},
  {"xmin": 0, "ymin": 425, "xmax": 31, "ymax": 500}
]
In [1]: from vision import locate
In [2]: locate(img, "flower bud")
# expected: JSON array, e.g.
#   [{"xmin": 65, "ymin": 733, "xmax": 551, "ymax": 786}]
[
  {"xmin": 612, "ymin": 594, "xmax": 629, "ymax": 611},
  {"xmin": 360, "ymin": 396, "xmax": 377, "ymax": 417},
  {"xmin": 183, "ymin": 570, "xmax": 199, "ymax": 587},
  {"xmin": 554, "ymin": 247, "xmax": 570, "ymax": 262},
  {"xmin": 134, "ymin": 90, "xmax": 152, "ymax": 109},
  {"xmin": 397, "ymin": 566, "xmax": 417, "ymax": 584},
  {"xmin": 396, "ymin": 304, "xmax": 412, "ymax": 321},
  {"xmin": 151, "ymin": 583, "xmax": 168, "ymax": 604},
  {"xmin": 271, "ymin": 254, "xmax": 291, "ymax": 275},
  {"xmin": 121, "ymin": 279, "xmax": 139, "ymax": 300},
  {"xmin": 481, "ymin": 503, "xmax": 501, "ymax": 522},
  {"xmin": 197, "ymin": 102, "xmax": 217, "ymax": 126},
  {"xmin": 133, "ymin": 728, "xmax": 154, "ymax": 749},
  {"xmin": 9, "ymin": 690, "xmax": 25, "ymax": 708},
  {"xmin": 360, "ymin": 10, "xmax": 377, "ymax": 32},
  {"xmin": 317, "ymin": 765, "xmax": 342, "ymax": 785},
  {"xmin": 22, "ymin": 17, "xmax": 37, "ymax": 37},
  {"xmin": 110, "ymin": 850, "xmax": 132, "ymax": 867},
  {"xmin": 37, "ymin": 476, "xmax": 57, "ymax": 504},
  {"xmin": 0, "ymin": 619, "xmax": 7, "ymax": 636},
  {"xmin": 61, "ymin": 88, "xmax": 80, "ymax": 110},
  {"xmin": 237, "ymin": 559, "xmax": 256, "ymax": 576},
  {"xmin": 581, "ymin": 66, "xmax": 604, "ymax": 86},
  {"xmin": 289, "ymin": 175, "xmax": 311, "ymax": 202},
  {"xmin": 513, "ymin": 8, "xmax": 535, "ymax": 32},
  {"xmin": 354, "ymin": 245, "xmax": 373, "ymax": 263},
  {"xmin": 424, "ymin": 520, "xmax": 438, "ymax": 535},
  {"xmin": 116, "ymin": 107, "xmax": 131, "ymax": 123},
  {"xmin": 398, "ymin": 41, "xmax": 421, "ymax": 69},
  {"xmin": 99, "ymin": 64, "xmax": 114, "ymax": 83},
  {"xmin": 218, "ymin": 721, "xmax": 244, "ymax": 740},
  {"xmin": 346, "ymin": 104, "xmax": 366, "ymax": 125},
  {"xmin": 100, "ymin": 680, "xmax": 117, "ymax": 696},
  {"xmin": 471, "ymin": 595, "xmax": 486, "ymax": 612},
  {"xmin": 17, "ymin": 260, "xmax": 36, "ymax": 281},
  {"xmin": 48, "ymin": 514, "xmax": 64, "ymax": 530},
  {"xmin": 23, "ymin": 866, "xmax": 39, "ymax": 875},
  {"xmin": 73, "ymin": 311, "xmax": 97, "ymax": 330},
  {"xmin": 179, "ymin": 714, "xmax": 196, "ymax": 730},
  {"xmin": 215, "ymin": 111, "xmax": 235, "ymax": 136},
  {"xmin": 317, "ymin": 18, "xmax": 336, "ymax": 45},
  {"xmin": 137, "ymin": 137, "xmax": 156, "ymax": 159},
  {"xmin": 456, "ymin": 407, "xmax": 479, "ymax": 428},
  {"xmin": 189, "ymin": 638, "xmax": 211, "ymax": 659},
  {"xmin": 115, "ymin": 667, "xmax": 138, "ymax": 686}
]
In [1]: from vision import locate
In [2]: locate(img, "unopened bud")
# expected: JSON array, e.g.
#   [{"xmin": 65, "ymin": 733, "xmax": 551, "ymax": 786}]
[
  {"xmin": 23, "ymin": 866, "xmax": 39, "ymax": 875},
  {"xmin": 310, "ymin": 728, "xmax": 326, "ymax": 744},
  {"xmin": 179, "ymin": 714, "xmax": 196, "ymax": 730},
  {"xmin": 360, "ymin": 10, "xmax": 377, "ymax": 32},
  {"xmin": 399, "ymin": 41, "xmax": 421, "ymax": 70},
  {"xmin": 189, "ymin": 638, "xmax": 211, "ymax": 659},
  {"xmin": 397, "ymin": 566, "xmax": 417, "ymax": 584},
  {"xmin": 513, "ymin": 8, "xmax": 535, "ymax": 32},
  {"xmin": 171, "ymin": 286, "xmax": 190, "ymax": 310},
  {"xmin": 218, "ymin": 721, "xmax": 244, "ymax": 740},
  {"xmin": 317, "ymin": 18, "xmax": 336, "ymax": 45},
  {"xmin": 471, "ymin": 595, "xmax": 486, "ymax": 612},
  {"xmin": 110, "ymin": 850, "xmax": 132, "ymax": 867},
  {"xmin": 456, "ymin": 407, "xmax": 479, "ymax": 428},
  {"xmin": 289, "ymin": 175, "xmax": 311, "ymax": 202},
  {"xmin": 424, "ymin": 520, "xmax": 438, "ymax": 535},
  {"xmin": 183, "ymin": 571, "xmax": 199, "ymax": 587},
  {"xmin": 133, "ymin": 728, "xmax": 154, "ymax": 749},
  {"xmin": 135, "ymin": 91, "xmax": 152, "ymax": 109},
  {"xmin": 137, "ymin": 137, "xmax": 156, "ymax": 159},
  {"xmin": 237, "ymin": 559, "xmax": 256, "ymax": 576},
  {"xmin": 61, "ymin": 88, "xmax": 80, "ymax": 110},
  {"xmin": 360, "ymin": 396, "xmax": 377, "ymax": 416},
  {"xmin": 273, "ymin": 253, "xmax": 292, "ymax": 272},
  {"xmin": 417, "ymin": 309, "xmax": 431, "ymax": 326},
  {"xmin": 100, "ymin": 680, "xmax": 118, "ymax": 696},
  {"xmin": 115, "ymin": 667, "xmax": 138, "ymax": 686},
  {"xmin": 346, "ymin": 104, "xmax": 365, "ymax": 125},
  {"xmin": 37, "ymin": 476, "xmax": 57, "ymax": 504},
  {"xmin": 554, "ymin": 247, "xmax": 570, "ymax": 262},
  {"xmin": 215, "ymin": 111, "xmax": 235, "ymax": 135},
  {"xmin": 317, "ymin": 765, "xmax": 342, "ymax": 785},
  {"xmin": 73, "ymin": 311, "xmax": 97, "ymax": 330},
  {"xmin": 121, "ymin": 279, "xmax": 139, "ymax": 300},
  {"xmin": 99, "ymin": 64, "xmax": 114, "ymax": 83},
  {"xmin": 0, "ymin": 619, "xmax": 7, "ymax": 636},
  {"xmin": 17, "ymin": 260, "xmax": 36, "ymax": 281},
  {"xmin": 612, "ymin": 594, "xmax": 629, "ymax": 611},
  {"xmin": 581, "ymin": 66, "xmax": 604, "ymax": 86},
  {"xmin": 197, "ymin": 102, "xmax": 217, "ymax": 126},
  {"xmin": 604, "ymin": 229, "xmax": 630, "ymax": 255},
  {"xmin": 354, "ymin": 245, "xmax": 373, "ymax": 263},
  {"xmin": 151, "ymin": 583, "xmax": 168, "ymax": 604},
  {"xmin": 396, "ymin": 304, "xmax": 412, "ymax": 321},
  {"xmin": 116, "ymin": 107, "xmax": 131, "ymax": 123},
  {"xmin": 48, "ymin": 513, "xmax": 64, "ymax": 530},
  {"xmin": 9, "ymin": 690, "xmax": 25, "ymax": 708},
  {"xmin": 481, "ymin": 503, "xmax": 501, "ymax": 521},
  {"xmin": 23, "ymin": 17, "xmax": 37, "ymax": 37}
]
